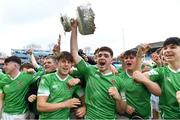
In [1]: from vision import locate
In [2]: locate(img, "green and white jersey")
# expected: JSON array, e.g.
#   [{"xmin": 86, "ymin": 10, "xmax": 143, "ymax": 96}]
[
  {"xmin": 76, "ymin": 59, "xmax": 123, "ymax": 120},
  {"xmin": 119, "ymin": 70, "xmax": 151, "ymax": 119},
  {"xmin": 0, "ymin": 67, "xmax": 44, "ymax": 115},
  {"xmin": 148, "ymin": 66, "xmax": 180, "ymax": 119},
  {"xmin": 38, "ymin": 72, "xmax": 84, "ymax": 120}
]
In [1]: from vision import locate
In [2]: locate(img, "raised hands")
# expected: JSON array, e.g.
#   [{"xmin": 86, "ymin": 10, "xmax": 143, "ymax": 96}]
[
  {"xmin": 27, "ymin": 49, "xmax": 33, "ymax": 55},
  {"xmin": 136, "ymin": 43, "xmax": 151, "ymax": 57},
  {"xmin": 70, "ymin": 19, "xmax": 78, "ymax": 30},
  {"xmin": 53, "ymin": 34, "xmax": 61, "ymax": 56}
]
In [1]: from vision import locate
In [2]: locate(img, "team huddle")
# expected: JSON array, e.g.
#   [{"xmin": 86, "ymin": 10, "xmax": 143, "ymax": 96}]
[{"xmin": 0, "ymin": 19, "xmax": 180, "ymax": 120}]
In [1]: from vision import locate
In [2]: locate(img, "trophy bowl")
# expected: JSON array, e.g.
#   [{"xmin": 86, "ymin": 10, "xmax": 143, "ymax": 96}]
[
  {"xmin": 60, "ymin": 15, "xmax": 71, "ymax": 32},
  {"xmin": 60, "ymin": 4, "xmax": 95, "ymax": 35}
]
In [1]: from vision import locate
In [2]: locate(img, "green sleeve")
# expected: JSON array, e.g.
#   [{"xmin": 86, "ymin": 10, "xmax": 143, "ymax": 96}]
[
  {"xmin": 75, "ymin": 59, "xmax": 90, "ymax": 76},
  {"xmin": 148, "ymin": 67, "xmax": 163, "ymax": 85},
  {"xmin": 32, "ymin": 67, "xmax": 45, "ymax": 83},
  {"xmin": 38, "ymin": 75, "xmax": 50, "ymax": 96}
]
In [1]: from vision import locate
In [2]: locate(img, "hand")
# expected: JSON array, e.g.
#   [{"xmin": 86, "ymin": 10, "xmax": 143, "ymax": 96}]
[
  {"xmin": 27, "ymin": 68, "xmax": 36, "ymax": 74},
  {"xmin": 27, "ymin": 49, "xmax": 33, "ymax": 55},
  {"xmin": 64, "ymin": 98, "xmax": 81, "ymax": 108},
  {"xmin": 151, "ymin": 52, "xmax": 161, "ymax": 66},
  {"xmin": 67, "ymin": 78, "xmax": 81, "ymax": 87},
  {"xmin": 75, "ymin": 105, "xmax": 86, "ymax": 118},
  {"xmin": 176, "ymin": 91, "xmax": 180, "ymax": 104},
  {"xmin": 126, "ymin": 105, "xmax": 135, "ymax": 115},
  {"xmin": 70, "ymin": 19, "xmax": 78, "ymax": 30},
  {"xmin": 108, "ymin": 87, "xmax": 121, "ymax": 100},
  {"xmin": 28, "ymin": 94, "xmax": 37, "ymax": 103},
  {"xmin": 110, "ymin": 64, "xmax": 118, "ymax": 75},
  {"xmin": 118, "ymin": 53, "xmax": 125, "ymax": 63},
  {"xmin": 53, "ymin": 34, "xmax": 61, "ymax": 56},
  {"xmin": 137, "ymin": 43, "xmax": 150, "ymax": 57},
  {"xmin": 132, "ymin": 71, "xmax": 147, "ymax": 83}
]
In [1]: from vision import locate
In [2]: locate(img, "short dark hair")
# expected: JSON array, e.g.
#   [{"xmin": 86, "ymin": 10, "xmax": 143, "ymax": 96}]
[
  {"xmin": 98, "ymin": 46, "xmax": 113, "ymax": 57},
  {"xmin": 124, "ymin": 49, "xmax": 137, "ymax": 57},
  {"xmin": 94, "ymin": 48, "xmax": 100, "ymax": 55},
  {"xmin": 4, "ymin": 56, "xmax": 21, "ymax": 65},
  {"xmin": 20, "ymin": 62, "xmax": 34, "ymax": 70},
  {"xmin": 45, "ymin": 55, "xmax": 58, "ymax": 62},
  {"xmin": 78, "ymin": 49, "xmax": 86, "ymax": 57},
  {"xmin": 163, "ymin": 37, "xmax": 180, "ymax": 47},
  {"xmin": 57, "ymin": 51, "xmax": 73, "ymax": 63}
]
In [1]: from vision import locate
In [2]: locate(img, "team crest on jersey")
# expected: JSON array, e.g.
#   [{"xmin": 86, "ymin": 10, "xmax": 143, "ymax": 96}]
[{"xmin": 111, "ymin": 79, "xmax": 116, "ymax": 84}]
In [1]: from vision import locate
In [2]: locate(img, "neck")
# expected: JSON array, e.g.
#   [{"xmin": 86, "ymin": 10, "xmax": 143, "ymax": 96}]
[
  {"xmin": 100, "ymin": 68, "xmax": 112, "ymax": 74},
  {"xmin": 9, "ymin": 69, "xmax": 20, "ymax": 78},
  {"xmin": 126, "ymin": 70, "xmax": 133, "ymax": 76},
  {"xmin": 57, "ymin": 72, "xmax": 68, "ymax": 80},
  {"xmin": 168, "ymin": 61, "xmax": 180, "ymax": 71}
]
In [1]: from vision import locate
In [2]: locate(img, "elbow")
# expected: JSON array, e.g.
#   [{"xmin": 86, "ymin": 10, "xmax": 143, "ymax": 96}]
[
  {"xmin": 153, "ymin": 89, "xmax": 161, "ymax": 96},
  {"xmin": 37, "ymin": 102, "xmax": 46, "ymax": 112}
]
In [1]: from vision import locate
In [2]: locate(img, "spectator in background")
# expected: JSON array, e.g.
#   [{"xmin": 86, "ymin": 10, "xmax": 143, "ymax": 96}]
[
  {"xmin": 78, "ymin": 49, "xmax": 96, "ymax": 65},
  {"xmin": 25, "ymin": 39, "xmax": 60, "ymax": 119},
  {"xmin": 20, "ymin": 62, "xmax": 38, "ymax": 119}
]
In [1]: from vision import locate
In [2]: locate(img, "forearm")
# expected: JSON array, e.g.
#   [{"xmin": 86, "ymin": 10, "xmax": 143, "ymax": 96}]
[
  {"xmin": 142, "ymin": 78, "xmax": 161, "ymax": 96},
  {"xmin": 70, "ymin": 21, "xmax": 81, "ymax": 64},
  {"xmin": 30, "ymin": 54, "xmax": 39, "ymax": 68},
  {"xmin": 115, "ymin": 98, "xmax": 127, "ymax": 114},
  {"xmin": 37, "ymin": 101, "xmax": 67, "ymax": 112}
]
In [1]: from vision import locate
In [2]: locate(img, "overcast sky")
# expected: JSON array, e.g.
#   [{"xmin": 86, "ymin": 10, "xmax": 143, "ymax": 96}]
[{"xmin": 1, "ymin": 0, "xmax": 180, "ymax": 56}]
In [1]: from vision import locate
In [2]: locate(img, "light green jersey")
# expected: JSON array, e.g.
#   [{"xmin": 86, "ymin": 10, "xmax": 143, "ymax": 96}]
[
  {"xmin": 76, "ymin": 59, "xmax": 123, "ymax": 120},
  {"xmin": 0, "ymin": 67, "xmax": 44, "ymax": 115},
  {"xmin": 148, "ymin": 66, "xmax": 180, "ymax": 119},
  {"xmin": 119, "ymin": 70, "xmax": 151, "ymax": 118},
  {"xmin": 38, "ymin": 72, "xmax": 84, "ymax": 120}
]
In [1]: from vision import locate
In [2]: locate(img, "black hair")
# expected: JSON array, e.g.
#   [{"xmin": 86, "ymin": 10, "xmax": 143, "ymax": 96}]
[
  {"xmin": 57, "ymin": 51, "xmax": 73, "ymax": 63},
  {"xmin": 98, "ymin": 46, "xmax": 113, "ymax": 57},
  {"xmin": 45, "ymin": 55, "xmax": 58, "ymax": 61},
  {"xmin": 163, "ymin": 37, "xmax": 180, "ymax": 47},
  {"xmin": 78, "ymin": 49, "xmax": 86, "ymax": 57},
  {"xmin": 4, "ymin": 56, "xmax": 21, "ymax": 65},
  {"xmin": 124, "ymin": 48, "xmax": 137, "ymax": 57},
  {"xmin": 20, "ymin": 62, "xmax": 34, "ymax": 70},
  {"xmin": 94, "ymin": 48, "xmax": 100, "ymax": 55}
]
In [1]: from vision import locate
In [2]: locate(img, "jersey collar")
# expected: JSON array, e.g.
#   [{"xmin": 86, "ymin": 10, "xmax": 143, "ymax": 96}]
[
  {"xmin": 55, "ymin": 72, "xmax": 69, "ymax": 81},
  {"xmin": 9, "ymin": 72, "xmax": 21, "ymax": 80},
  {"xmin": 167, "ymin": 65, "xmax": 180, "ymax": 73},
  {"xmin": 126, "ymin": 70, "xmax": 132, "ymax": 78}
]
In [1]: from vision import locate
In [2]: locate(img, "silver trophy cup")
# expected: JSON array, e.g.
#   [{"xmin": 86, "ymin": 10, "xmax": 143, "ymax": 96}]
[{"xmin": 60, "ymin": 4, "xmax": 95, "ymax": 35}]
